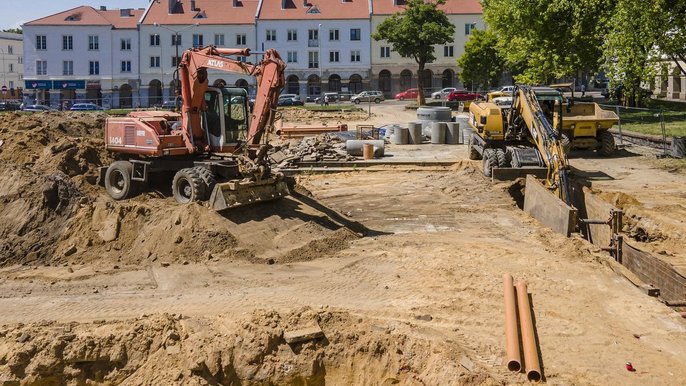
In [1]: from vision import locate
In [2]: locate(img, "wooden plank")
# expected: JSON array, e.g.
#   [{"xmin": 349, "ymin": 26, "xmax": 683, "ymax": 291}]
[{"xmin": 283, "ymin": 325, "xmax": 324, "ymax": 344}]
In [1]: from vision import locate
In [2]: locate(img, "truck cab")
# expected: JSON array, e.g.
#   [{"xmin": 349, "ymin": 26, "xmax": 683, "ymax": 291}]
[{"xmin": 203, "ymin": 86, "xmax": 249, "ymax": 153}]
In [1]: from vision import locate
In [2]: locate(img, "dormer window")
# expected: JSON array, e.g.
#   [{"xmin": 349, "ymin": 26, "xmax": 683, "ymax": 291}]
[
  {"xmin": 193, "ymin": 10, "xmax": 207, "ymax": 19},
  {"xmin": 306, "ymin": 5, "xmax": 320, "ymax": 13}
]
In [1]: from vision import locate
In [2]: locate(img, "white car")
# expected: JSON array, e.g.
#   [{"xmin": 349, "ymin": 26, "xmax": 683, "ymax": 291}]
[
  {"xmin": 431, "ymin": 87, "xmax": 456, "ymax": 99},
  {"xmin": 498, "ymin": 86, "xmax": 516, "ymax": 94}
]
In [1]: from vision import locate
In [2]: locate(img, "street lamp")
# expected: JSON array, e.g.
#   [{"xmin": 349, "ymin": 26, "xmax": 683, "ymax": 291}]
[
  {"xmin": 318, "ymin": 23, "xmax": 322, "ymax": 96},
  {"xmin": 154, "ymin": 22, "xmax": 199, "ymax": 97},
  {"xmin": 0, "ymin": 48, "xmax": 6, "ymax": 94}
]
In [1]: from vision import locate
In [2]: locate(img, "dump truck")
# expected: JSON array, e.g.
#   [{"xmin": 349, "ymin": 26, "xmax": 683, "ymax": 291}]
[
  {"xmin": 550, "ymin": 83, "xmax": 619, "ymax": 156},
  {"xmin": 468, "ymin": 86, "xmax": 571, "ymax": 204},
  {"xmin": 99, "ymin": 46, "xmax": 289, "ymax": 210}
]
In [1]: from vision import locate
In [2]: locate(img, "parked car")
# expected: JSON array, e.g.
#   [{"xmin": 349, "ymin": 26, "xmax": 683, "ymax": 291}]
[
  {"xmin": 498, "ymin": 85, "xmax": 516, "ymax": 94},
  {"xmin": 70, "ymin": 103, "xmax": 104, "ymax": 111},
  {"xmin": 314, "ymin": 92, "xmax": 339, "ymax": 104},
  {"xmin": 0, "ymin": 101, "xmax": 21, "ymax": 111},
  {"xmin": 447, "ymin": 90, "xmax": 482, "ymax": 102},
  {"xmin": 278, "ymin": 94, "xmax": 303, "ymax": 106},
  {"xmin": 22, "ymin": 104, "xmax": 52, "ymax": 112},
  {"xmin": 431, "ymin": 87, "xmax": 456, "ymax": 99},
  {"xmin": 350, "ymin": 91, "xmax": 385, "ymax": 104},
  {"xmin": 395, "ymin": 88, "xmax": 418, "ymax": 101}
]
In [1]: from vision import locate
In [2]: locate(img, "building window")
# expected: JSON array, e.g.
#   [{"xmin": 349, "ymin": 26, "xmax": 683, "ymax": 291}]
[
  {"xmin": 121, "ymin": 38, "xmax": 131, "ymax": 50},
  {"xmin": 266, "ymin": 29, "xmax": 276, "ymax": 41},
  {"xmin": 350, "ymin": 28, "xmax": 361, "ymax": 41},
  {"xmin": 443, "ymin": 45, "xmax": 454, "ymax": 57},
  {"xmin": 238, "ymin": 56, "xmax": 247, "ymax": 63},
  {"xmin": 36, "ymin": 60, "xmax": 47, "ymax": 75},
  {"xmin": 329, "ymin": 29, "xmax": 339, "ymax": 41},
  {"xmin": 150, "ymin": 56, "xmax": 160, "ymax": 68},
  {"xmin": 287, "ymin": 29, "xmax": 297, "ymax": 41},
  {"xmin": 7, "ymin": 45, "xmax": 12, "ymax": 54},
  {"xmin": 88, "ymin": 35, "xmax": 99, "ymax": 50},
  {"xmin": 465, "ymin": 23, "xmax": 477, "ymax": 35},
  {"xmin": 171, "ymin": 56, "xmax": 179, "ymax": 67},
  {"xmin": 89, "ymin": 61, "xmax": 100, "ymax": 75},
  {"xmin": 150, "ymin": 34, "xmax": 160, "ymax": 46},
  {"xmin": 63, "ymin": 60, "xmax": 73, "ymax": 76},
  {"xmin": 329, "ymin": 51, "xmax": 339, "ymax": 63},
  {"xmin": 61, "ymin": 36, "xmax": 72, "ymax": 50},
  {"xmin": 236, "ymin": 34, "xmax": 246, "ymax": 45},
  {"xmin": 8, "ymin": 81, "xmax": 14, "ymax": 89},
  {"xmin": 8, "ymin": 63, "xmax": 13, "ymax": 72},
  {"xmin": 287, "ymin": 51, "xmax": 297, "ymax": 63},
  {"xmin": 308, "ymin": 51, "xmax": 319, "ymax": 69},
  {"xmin": 350, "ymin": 50, "xmax": 360, "ymax": 62},
  {"xmin": 214, "ymin": 34, "xmax": 225, "ymax": 46},
  {"xmin": 380, "ymin": 46, "xmax": 391, "ymax": 58},
  {"xmin": 172, "ymin": 34, "xmax": 182, "ymax": 46},
  {"xmin": 308, "ymin": 29, "xmax": 319, "ymax": 47},
  {"xmin": 36, "ymin": 35, "xmax": 47, "ymax": 50},
  {"xmin": 121, "ymin": 60, "xmax": 131, "ymax": 73},
  {"xmin": 192, "ymin": 34, "xmax": 204, "ymax": 48},
  {"xmin": 18, "ymin": 57, "xmax": 22, "ymax": 64}
]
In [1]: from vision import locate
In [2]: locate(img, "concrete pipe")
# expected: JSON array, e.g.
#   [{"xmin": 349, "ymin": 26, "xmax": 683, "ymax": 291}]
[
  {"xmin": 346, "ymin": 140, "xmax": 385, "ymax": 157},
  {"xmin": 503, "ymin": 274, "xmax": 521, "ymax": 372},
  {"xmin": 516, "ymin": 280, "xmax": 542, "ymax": 382},
  {"xmin": 446, "ymin": 122, "xmax": 460, "ymax": 145},
  {"xmin": 430, "ymin": 122, "xmax": 446, "ymax": 144},
  {"xmin": 408, "ymin": 122, "xmax": 423, "ymax": 144},
  {"xmin": 392, "ymin": 127, "xmax": 409, "ymax": 145}
]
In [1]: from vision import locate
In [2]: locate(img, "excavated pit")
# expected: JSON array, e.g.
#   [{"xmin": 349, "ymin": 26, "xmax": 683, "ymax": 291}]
[{"xmin": 0, "ymin": 308, "xmax": 497, "ymax": 386}]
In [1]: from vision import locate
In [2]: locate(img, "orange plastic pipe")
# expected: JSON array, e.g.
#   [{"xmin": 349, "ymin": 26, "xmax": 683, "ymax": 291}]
[
  {"xmin": 516, "ymin": 280, "xmax": 542, "ymax": 382},
  {"xmin": 503, "ymin": 274, "xmax": 521, "ymax": 372}
]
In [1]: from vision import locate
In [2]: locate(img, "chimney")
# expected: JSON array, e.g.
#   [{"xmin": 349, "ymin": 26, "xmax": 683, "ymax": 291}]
[{"xmin": 99, "ymin": 6, "xmax": 107, "ymax": 11}]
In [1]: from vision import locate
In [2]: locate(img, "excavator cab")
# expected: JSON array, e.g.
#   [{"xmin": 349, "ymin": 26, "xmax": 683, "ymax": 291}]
[{"xmin": 203, "ymin": 86, "xmax": 249, "ymax": 152}]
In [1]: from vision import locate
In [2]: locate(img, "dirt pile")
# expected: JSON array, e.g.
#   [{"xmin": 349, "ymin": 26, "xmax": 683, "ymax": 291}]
[
  {"xmin": 280, "ymin": 108, "xmax": 372, "ymax": 126},
  {"xmin": 0, "ymin": 308, "xmax": 496, "ymax": 385}
]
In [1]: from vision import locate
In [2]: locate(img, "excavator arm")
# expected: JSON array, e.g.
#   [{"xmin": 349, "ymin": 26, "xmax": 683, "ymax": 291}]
[
  {"xmin": 506, "ymin": 86, "xmax": 572, "ymax": 204},
  {"xmin": 178, "ymin": 46, "xmax": 286, "ymax": 153}
]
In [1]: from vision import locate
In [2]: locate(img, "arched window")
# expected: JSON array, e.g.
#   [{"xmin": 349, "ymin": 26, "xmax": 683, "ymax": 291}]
[
  {"xmin": 400, "ymin": 69, "xmax": 412, "ymax": 90},
  {"xmin": 379, "ymin": 70, "xmax": 391, "ymax": 92},
  {"xmin": 442, "ymin": 69, "xmax": 454, "ymax": 88},
  {"xmin": 349, "ymin": 74, "xmax": 362, "ymax": 94},
  {"xmin": 308, "ymin": 74, "xmax": 321, "ymax": 96},
  {"xmin": 328, "ymin": 74, "xmax": 341, "ymax": 92},
  {"xmin": 286, "ymin": 75, "xmax": 300, "ymax": 95},
  {"xmin": 148, "ymin": 79, "xmax": 162, "ymax": 107},
  {"xmin": 119, "ymin": 84, "xmax": 132, "ymax": 108}
]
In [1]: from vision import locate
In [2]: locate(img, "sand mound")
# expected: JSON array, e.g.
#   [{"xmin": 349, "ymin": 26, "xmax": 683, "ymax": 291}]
[
  {"xmin": 0, "ymin": 308, "xmax": 497, "ymax": 385},
  {"xmin": 0, "ymin": 112, "xmax": 356, "ymax": 267},
  {"xmin": 280, "ymin": 108, "xmax": 371, "ymax": 126}
]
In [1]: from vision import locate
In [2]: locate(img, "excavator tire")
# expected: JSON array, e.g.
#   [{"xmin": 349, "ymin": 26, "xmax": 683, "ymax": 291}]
[
  {"xmin": 495, "ymin": 148, "xmax": 508, "ymax": 167},
  {"xmin": 598, "ymin": 131, "xmax": 616, "ymax": 156},
  {"xmin": 482, "ymin": 148, "xmax": 495, "ymax": 177},
  {"xmin": 193, "ymin": 166, "xmax": 217, "ymax": 200},
  {"xmin": 172, "ymin": 168, "xmax": 206, "ymax": 204},
  {"xmin": 468, "ymin": 135, "xmax": 482, "ymax": 160},
  {"xmin": 561, "ymin": 133, "xmax": 572, "ymax": 154},
  {"xmin": 105, "ymin": 161, "xmax": 136, "ymax": 200}
]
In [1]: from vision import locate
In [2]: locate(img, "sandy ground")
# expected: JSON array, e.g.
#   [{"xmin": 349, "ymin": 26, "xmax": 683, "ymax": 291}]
[{"xmin": 1, "ymin": 108, "xmax": 686, "ymax": 385}]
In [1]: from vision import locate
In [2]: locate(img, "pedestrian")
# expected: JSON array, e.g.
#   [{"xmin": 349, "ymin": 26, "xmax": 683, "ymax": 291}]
[
  {"xmin": 581, "ymin": 84, "xmax": 586, "ymax": 97},
  {"xmin": 324, "ymin": 94, "xmax": 329, "ymax": 106}
]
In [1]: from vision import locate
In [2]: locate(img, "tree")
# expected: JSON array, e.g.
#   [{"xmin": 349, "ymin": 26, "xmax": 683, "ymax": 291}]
[
  {"xmin": 657, "ymin": 0, "xmax": 686, "ymax": 76},
  {"xmin": 603, "ymin": 0, "xmax": 664, "ymax": 106},
  {"xmin": 457, "ymin": 29, "xmax": 504, "ymax": 90},
  {"xmin": 482, "ymin": 0, "xmax": 610, "ymax": 84},
  {"xmin": 2, "ymin": 28, "xmax": 22, "ymax": 34},
  {"xmin": 372, "ymin": 0, "xmax": 454, "ymax": 105}
]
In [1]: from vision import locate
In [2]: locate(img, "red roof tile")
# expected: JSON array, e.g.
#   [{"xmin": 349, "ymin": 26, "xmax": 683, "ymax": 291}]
[
  {"xmin": 24, "ymin": 6, "xmax": 144, "ymax": 28},
  {"xmin": 100, "ymin": 9, "xmax": 145, "ymax": 29},
  {"xmin": 258, "ymin": 0, "xmax": 371, "ymax": 20},
  {"xmin": 372, "ymin": 0, "xmax": 482, "ymax": 15},
  {"xmin": 141, "ymin": 0, "xmax": 259, "ymax": 25}
]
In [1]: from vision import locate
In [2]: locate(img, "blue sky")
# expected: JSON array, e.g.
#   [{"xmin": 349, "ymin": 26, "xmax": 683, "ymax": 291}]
[{"xmin": 1, "ymin": 0, "xmax": 149, "ymax": 30}]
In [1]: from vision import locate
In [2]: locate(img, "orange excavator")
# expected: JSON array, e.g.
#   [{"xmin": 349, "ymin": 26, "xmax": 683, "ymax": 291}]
[{"xmin": 99, "ymin": 46, "xmax": 289, "ymax": 210}]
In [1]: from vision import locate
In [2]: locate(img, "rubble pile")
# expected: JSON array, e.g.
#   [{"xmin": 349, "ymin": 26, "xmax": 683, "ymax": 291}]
[{"xmin": 270, "ymin": 134, "xmax": 359, "ymax": 168}]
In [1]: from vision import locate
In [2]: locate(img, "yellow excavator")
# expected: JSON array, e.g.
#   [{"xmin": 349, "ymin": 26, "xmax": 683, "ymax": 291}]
[{"xmin": 468, "ymin": 85, "xmax": 572, "ymax": 204}]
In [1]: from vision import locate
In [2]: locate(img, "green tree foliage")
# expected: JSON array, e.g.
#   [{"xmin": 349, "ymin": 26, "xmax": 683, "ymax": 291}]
[
  {"xmin": 2, "ymin": 28, "xmax": 22, "ymax": 34},
  {"xmin": 603, "ymin": 0, "xmax": 665, "ymax": 106},
  {"xmin": 372, "ymin": 0, "xmax": 454, "ymax": 105},
  {"xmin": 482, "ymin": 0, "xmax": 609, "ymax": 84},
  {"xmin": 658, "ymin": 0, "xmax": 686, "ymax": 76},
  {"xmin": 457, "ymin": 29, "xmax": 504, "ymax": 90}
]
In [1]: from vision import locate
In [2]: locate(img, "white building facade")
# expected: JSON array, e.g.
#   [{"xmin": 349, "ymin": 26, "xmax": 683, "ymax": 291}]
[
  {"xmin": 22, "ymin": 6, "xmax": 143, "ymax": 108},
  {"xmin": 0, "ymin": 32, "xmax": 24, "ymax": 101}
]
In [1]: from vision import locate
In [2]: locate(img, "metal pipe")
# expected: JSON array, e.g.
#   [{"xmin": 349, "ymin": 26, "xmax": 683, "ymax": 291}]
[
  {"xmin": 516, "ymin": 280, "xmax": 542, "ymax": 382},
  {"xmin": 503, "ymin": 274, "xmax": 521, "ymax": 372}
]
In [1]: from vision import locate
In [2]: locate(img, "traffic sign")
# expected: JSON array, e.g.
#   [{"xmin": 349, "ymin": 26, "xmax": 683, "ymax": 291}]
[{"xmin": 1, "ymin": 85, "xmax": 6, "ymax": 95}]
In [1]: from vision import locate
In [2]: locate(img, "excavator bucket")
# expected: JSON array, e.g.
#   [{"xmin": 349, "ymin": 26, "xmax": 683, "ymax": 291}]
[{"xmin": 208, "ymin": 175, "xmax": 290, "ymax": 211}]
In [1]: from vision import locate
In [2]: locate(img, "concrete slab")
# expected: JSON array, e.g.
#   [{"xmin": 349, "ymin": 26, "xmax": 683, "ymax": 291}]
[
  {"xmin": 523, "ymin": 175, "xmax": 577, "ymax": 237},
  {"xmin": 492, "ymin": 167, "xmax": 547, "ymax": 182}
]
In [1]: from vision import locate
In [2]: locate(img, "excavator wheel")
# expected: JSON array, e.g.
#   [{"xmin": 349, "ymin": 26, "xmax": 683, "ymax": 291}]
[
  {"xmin": 468, "ymin": 134, "xmax": 482, "ymax": 160},
  {"xmin": 172, "ymin": 168, "xmax": 206, "ymax": 204},
  {"xmin": 597, "ymin": 131, "xmax": 616, "ymax": 157},
  {"xmin": 495, "ymin": 148, "xmax": 508, "ymax": 167},
  {"xmin": 192, "ymin": 166, "xmax": 217, "ymax": 200},
  {"xmin": 482, "ymin": 148, "xmax": 495, "ymax": 177},
  {"xmin": 105, "ymin": 161, "xmax": 136, "ymax": 200}
]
